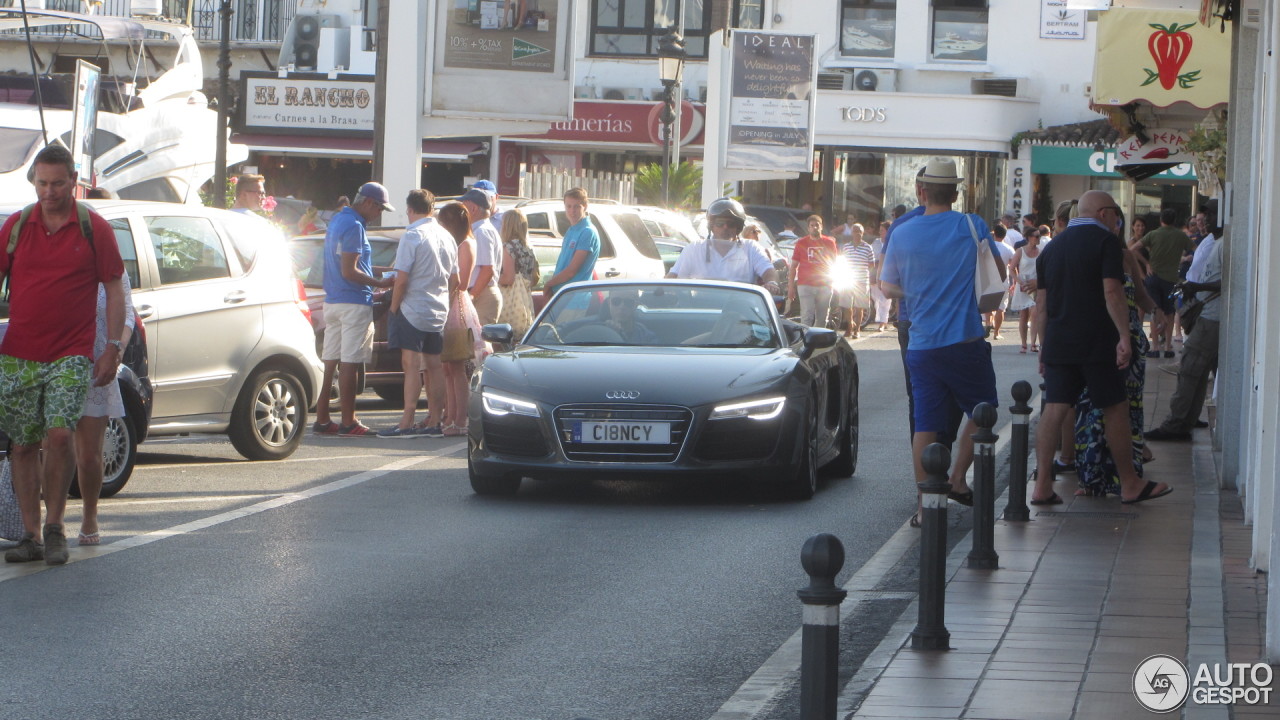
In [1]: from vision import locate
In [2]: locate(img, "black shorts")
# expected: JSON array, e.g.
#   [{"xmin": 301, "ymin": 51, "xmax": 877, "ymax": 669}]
[
  {"xmin": 1143, "ymin": 275, "xmax": 1177, "ymax": 314},
  {"xmin": 1043, "ymin": 361, "xmax": 1126, "ymax": 409},
  {"xmin": 388, "ymin": 309, "xmax": 444, "ymax": 355}
]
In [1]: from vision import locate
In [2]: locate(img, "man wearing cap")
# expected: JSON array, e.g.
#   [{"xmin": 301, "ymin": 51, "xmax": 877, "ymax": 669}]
[
  {"xmin": 313, "ymin": 182, "xmax": 395, "ymax": 437},
  {"xmin": 460, "ymin": 188, "xmax": 504, "ymax": 325},
  {"xmin": 544, "ymin": 187, "xmax": 600, "ymax": 299},
  {"xmin": 668, "ymin": 197, "xmax": 778, "ymax": 290},
  {"xmin": 472, "ymin": 179, "xmax": 501, "ymax": 227},
  {"xmin": 880, "ymin": 157, "xmax": 1006, "ymax": 525}
]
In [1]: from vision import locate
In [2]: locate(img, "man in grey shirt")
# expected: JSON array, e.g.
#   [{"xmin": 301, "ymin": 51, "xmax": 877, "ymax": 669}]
[{"xmin": 378, "ymin": 189, "xmax": 459, "ymax": 438}]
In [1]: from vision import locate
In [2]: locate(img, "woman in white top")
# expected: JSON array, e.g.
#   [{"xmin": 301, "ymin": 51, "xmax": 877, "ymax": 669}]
[
  {"xmin": 75, "ymin": 270, "xmax": 136, "ymax": 545},
  {"xmin": 1007, "ymin": 229, "xmax": 1043, "ymax": 353}
]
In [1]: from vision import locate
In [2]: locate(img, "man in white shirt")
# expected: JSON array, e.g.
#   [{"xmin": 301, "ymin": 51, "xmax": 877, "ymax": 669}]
[
  {"xmin": 668, "ymin": 197, "xmax": 778, "ymax": 291},
  {"xmin": 378, "ymin": 189, "xmax": 459, "ymax": 438},
  {"xmin": 1000, "ymin": 213, "xmax": 1025, "ymax": 249},
  {"xmin": 460, "ymin": 188, "xmax": 504, "ymax": 325}
]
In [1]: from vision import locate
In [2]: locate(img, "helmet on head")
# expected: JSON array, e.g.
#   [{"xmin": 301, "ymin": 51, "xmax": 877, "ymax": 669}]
[{"xmin": 707, "ymin": 197, "xmax": 747, "ymax": 234}]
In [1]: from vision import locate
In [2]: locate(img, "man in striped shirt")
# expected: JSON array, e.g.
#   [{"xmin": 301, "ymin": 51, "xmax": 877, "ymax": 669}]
[{"xmin": 839, "ymin": 223, "xmax": 876, "ymax": 339}]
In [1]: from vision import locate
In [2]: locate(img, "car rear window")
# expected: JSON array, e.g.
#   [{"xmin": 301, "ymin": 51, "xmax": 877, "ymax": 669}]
[
  {"xmin": 613, "ymin": 212, "xmax": 662, "ymax": 260},
  {"xmin": 219, "ymin": 210, "xmax": 287, "ymax": 270}
]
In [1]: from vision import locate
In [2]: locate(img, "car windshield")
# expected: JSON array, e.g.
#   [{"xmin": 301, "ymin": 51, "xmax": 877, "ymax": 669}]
[{"xmin": 527, "ymin": 284, "xmax": 779, "ymax": 349}]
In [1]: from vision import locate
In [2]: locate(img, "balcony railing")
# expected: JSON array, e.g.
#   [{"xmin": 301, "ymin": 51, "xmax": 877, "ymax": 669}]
[{"xmin": 0, "ymin": 0, "xmax": 295, "ymax": 44}]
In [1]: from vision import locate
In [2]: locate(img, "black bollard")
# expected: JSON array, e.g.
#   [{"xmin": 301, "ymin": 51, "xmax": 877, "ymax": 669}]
[
  {"xmin": 1004, "ymin": 381, "xmax": 1033, "ymax": 522},
  {"xmin": 912, "ymin": 443, "xmax": 951, "ymax": 650},
  {"xmin": 798, "ymin": 533, "xmax": 847, "ymax": 720},
  {"xmin": 967, "ymin": 402, "xmax": 1000, "ymax": 570}
]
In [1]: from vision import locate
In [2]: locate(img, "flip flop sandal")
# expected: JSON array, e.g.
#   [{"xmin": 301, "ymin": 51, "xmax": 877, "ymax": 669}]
[
  {"xmin": 1030, "ymin": 492, "xmax": 1064, "ymax": 505},
  {"xmin": 78, "ymin": 532, "xmax": 101, "ymax": 546},
  {"xmin": 1121, "ymin": 481, "xmax": 1174, "ymax": 505}
]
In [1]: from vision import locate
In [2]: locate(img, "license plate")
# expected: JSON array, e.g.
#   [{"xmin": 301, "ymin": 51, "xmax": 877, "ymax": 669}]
[{"xmin": 573, "ymin": 421, "xmax": 671, "ymax": 444}]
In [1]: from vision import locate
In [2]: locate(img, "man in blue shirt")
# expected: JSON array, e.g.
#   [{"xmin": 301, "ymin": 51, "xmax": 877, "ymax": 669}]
[
  {"xmin": 881, "ymin": 158, "xmax": 1006, "ymax": 525},
  {"xmin": 544, "ymin": 187, "xmax": 600, "ymax": 299},
  {"xmin": 314, "ymin": 182, "xmax": 395, "ymax": 437}
]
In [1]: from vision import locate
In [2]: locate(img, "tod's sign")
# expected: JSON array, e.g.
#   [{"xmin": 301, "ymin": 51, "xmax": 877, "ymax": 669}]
[{"xmin": 839, "ymin": 106, "xmax": 887, "ymax": 123}]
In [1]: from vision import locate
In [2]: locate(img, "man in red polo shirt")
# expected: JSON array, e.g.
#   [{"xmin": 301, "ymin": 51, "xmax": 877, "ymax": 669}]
[{"xmin": 0, "ymin": 144, "xmax": 125, "ymax": 566}]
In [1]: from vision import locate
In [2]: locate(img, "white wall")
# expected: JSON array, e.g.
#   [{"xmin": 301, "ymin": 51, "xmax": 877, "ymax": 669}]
[{"xmin": 570, "ymin": 0, "xmax": 1101, "ymax": 132}]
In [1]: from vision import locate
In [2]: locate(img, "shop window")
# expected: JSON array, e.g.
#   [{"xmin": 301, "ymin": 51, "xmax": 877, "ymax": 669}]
[
  {"xmin": 591, "ymin": 0, "xmax": 710, "ymax": 58},
  {"xmin": 932, "ymin": 0, "xmax": 988, "ymax": 62},
  {"xmin": 736, "ymin": 0, "xmax": 764, "ymax": 29},
  {"xmin": 841, "ymin": 0, "xmax": 896, "ymax": 59}
]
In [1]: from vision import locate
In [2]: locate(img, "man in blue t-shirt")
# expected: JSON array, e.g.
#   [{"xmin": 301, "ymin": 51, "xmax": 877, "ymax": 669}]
[
  {"xmin": 543, "ymin": 187, "xmax": 601, "ymax": 300},
  {"xmin": 880, "ymin": 158, "xmax": 1006, "ymax": 525},
  {"xmin": 314, "ymin": 182, "xmax": 395, "ymax": 437}
]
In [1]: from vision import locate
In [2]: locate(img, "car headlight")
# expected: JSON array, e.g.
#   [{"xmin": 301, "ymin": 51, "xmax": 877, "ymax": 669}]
[
  {"xmin": 482, "ymin": 390, "xmax": 540, "ymax": 418},
  {"xmin": 709, "ymin": 396, "xmax": 786, "ymax": 421}
]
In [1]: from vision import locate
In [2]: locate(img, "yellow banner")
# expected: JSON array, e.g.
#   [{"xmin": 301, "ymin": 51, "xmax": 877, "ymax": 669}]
[{"xmin": 1093, "ymin": 8, "xmax": 1231, "ymax": 109}]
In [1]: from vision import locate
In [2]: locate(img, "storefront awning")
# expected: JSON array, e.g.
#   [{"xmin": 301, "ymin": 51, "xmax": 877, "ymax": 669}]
[
  {"xmin": 1092, "ymin": 7, "xmax": 1231, "ymax": 109},
  {"xmin": 229, "ymin": 133, "xmax": 485, "ymax": 162}
]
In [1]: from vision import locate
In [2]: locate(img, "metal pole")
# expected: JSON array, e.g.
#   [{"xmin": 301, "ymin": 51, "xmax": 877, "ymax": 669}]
[
  {"xmin": 797, "ymin": 533, "xmax": 847, "ymax": 720},
  {"xmin": 661, "ymin": 87, "xmax": 674, "ymax": 207},
  {"xmin": 213, "ymin": 0, "xmax": 232, "ymax": 208},
  {"xmin": 912, "ymin": 443, "xmax": 951, "ymax": 651},
  {"xmin": 1004, "ymin": 381, "xmax": 1032, "ymax": 522},
  {"xmin": 966, "ymin": 402, "xmax": 1000, "ymax": 570}
]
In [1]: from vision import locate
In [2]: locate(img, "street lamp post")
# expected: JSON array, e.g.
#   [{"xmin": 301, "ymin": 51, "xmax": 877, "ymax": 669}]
[
  {"xmin": 656, "ymin": 30, "xmax": 685, "ymax": 208},
  {"xmin": 213, "ymin": 0, "xmax": 232, "ymax": 208}
]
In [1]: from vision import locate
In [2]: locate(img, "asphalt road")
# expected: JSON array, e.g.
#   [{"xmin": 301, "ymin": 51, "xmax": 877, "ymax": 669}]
[{"xmin": 0, "ymin": 330, "xmax": 1042, "ymax": 720}]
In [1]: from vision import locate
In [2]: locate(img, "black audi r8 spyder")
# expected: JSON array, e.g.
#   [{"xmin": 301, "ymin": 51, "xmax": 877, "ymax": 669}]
[{"xmin": 467, "ymin": 280, "xmax": 859, "ymax": 499}]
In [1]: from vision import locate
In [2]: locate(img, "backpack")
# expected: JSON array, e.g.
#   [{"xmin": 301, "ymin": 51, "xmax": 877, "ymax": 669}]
[{"xmin": 6, "ymin": 202, "xmax": 96, "ymax": 267}]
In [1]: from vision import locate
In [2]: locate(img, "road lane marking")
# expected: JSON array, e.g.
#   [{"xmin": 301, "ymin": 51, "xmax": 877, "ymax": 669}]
[
  {"xmin": 706, "ymin": 400, "xmax": 1029, "ymax": 720},
  {"xmin": 0, "ymin": 445, "xmax": 465, "ymax": 583},
  {"xmin": 133, "ymin": 448, "xmax": 461, "ymax": 471}
]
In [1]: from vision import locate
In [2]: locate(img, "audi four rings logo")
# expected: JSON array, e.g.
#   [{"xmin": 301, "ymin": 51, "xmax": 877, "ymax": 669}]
[{"xmin": 606, "ymin": 390, "xmax": 640, "ymax": 400}]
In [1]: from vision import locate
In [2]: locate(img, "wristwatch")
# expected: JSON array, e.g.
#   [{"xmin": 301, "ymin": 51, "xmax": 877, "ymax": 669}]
[{"xmin": 107, "ymin": 339, "xmax": 123, "ymax": 351}]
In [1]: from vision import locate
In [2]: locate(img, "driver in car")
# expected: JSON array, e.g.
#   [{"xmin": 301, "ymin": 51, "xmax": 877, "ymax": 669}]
[
  {"xmin": 669, "ymin": 198, "xmax": 780, "ymax": 294},
  {"xmin": 602, "ymin": 288, "xmax": 657, "ymax": 344}
]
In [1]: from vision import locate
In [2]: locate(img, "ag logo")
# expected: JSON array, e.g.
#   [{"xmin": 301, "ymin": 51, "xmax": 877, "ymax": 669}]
[{"xmin": 1133, "ymin": 654, "xmax": 1190, "ymax": 712}]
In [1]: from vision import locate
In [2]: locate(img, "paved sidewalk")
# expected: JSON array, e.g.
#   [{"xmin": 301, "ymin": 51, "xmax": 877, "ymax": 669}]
[{"xmin": 841, "ymin": 361, "xmax": 1274, "ymax": 719}]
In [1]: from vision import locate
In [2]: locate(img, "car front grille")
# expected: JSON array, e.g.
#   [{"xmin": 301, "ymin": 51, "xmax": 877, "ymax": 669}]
[
  {"xmin": 554, "ymin": 404, "xmax": 692, "ymax": 463},
  {"xmin": 483, "ymin": 414, "xmax": 548, "ymax": 457}
]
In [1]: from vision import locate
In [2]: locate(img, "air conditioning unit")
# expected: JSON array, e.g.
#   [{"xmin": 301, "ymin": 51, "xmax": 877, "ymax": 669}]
[
  {"xmin": 600, "ymin": 87, "xmax": 646, "ymax": 101},
  {"xmin": 972, "ymin": 77, "xmax": 1021, "ymax": 97},
  {"xmin": 291, "ymin": 14, "xmax": 339, "ymax": 70},
  {"xmin": 817, "ymin": 69, "xmax": 896, "ymax": 92}
]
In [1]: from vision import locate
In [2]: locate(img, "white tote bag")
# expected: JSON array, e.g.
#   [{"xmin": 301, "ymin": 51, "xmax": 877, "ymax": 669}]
[{"xmin": 967, "ymin": 214, "xmax": 1008, "ymax": 314}]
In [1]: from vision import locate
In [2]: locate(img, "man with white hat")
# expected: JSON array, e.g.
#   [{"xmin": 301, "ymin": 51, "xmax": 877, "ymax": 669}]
[
  {"xmin": 313, "ymin": 181, "xmax": 396, "ymax": 437},
  {"xmin": 880, "ymin": 157, "xmax": 1006, "ymax": 526}
]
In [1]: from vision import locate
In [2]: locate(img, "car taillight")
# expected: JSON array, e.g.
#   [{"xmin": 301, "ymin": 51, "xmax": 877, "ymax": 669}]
[{"xmin": 294, "ymin": 278, "xmax": 312, "ymax": 324}]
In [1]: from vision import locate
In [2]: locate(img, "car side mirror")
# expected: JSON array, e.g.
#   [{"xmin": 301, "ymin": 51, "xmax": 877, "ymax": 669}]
[
  {"xmin": 799, "ymin": 327, "xmax": 838, "ymax": 359},
  {"xmin": 481, "ymin": 324, "xmax": 514, "ymax": 347}
]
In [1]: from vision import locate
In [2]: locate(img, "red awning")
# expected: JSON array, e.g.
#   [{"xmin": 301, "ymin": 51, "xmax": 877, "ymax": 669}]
[{"xmin": 229, "ymin": 133, "xmax": 485, "ymax": 162}]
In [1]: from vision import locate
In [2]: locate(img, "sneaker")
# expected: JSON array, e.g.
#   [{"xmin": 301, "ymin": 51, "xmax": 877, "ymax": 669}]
[
  {"xmin": 4, "ymin": 532, "xmax": 42, "ymax": 563},
  {"xmin": 43, "ymin": 524, "xmax": 68, "ymax": 566},
  {"xmin": 337, "ymin": 422, "xmax": 372, "ymax": 437},
  {"xmin": 376, "ymin": 426, "xmax": 420, "ymax": 439},
  {"xmin": 312, "ymin": 420, "xmax": 340, "ymax": 435},
  {"xmin": 418, "ymin": 425, "xmax": 445, "ymax": 438},
  {"xmin": 1163, "ymin": 350, "xmax": 1176, "ymax": 359}
]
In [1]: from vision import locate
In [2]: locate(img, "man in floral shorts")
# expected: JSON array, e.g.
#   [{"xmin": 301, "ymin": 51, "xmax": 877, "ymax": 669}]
[{"xmin": 0, "ymin": 144, "xmax": 125, "ymax": 565}]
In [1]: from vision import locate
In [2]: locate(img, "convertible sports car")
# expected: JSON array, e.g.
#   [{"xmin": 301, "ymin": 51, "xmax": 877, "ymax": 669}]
[{"xmin": 467, "ymin": 280, "xmax": 859, "ymax": 499}]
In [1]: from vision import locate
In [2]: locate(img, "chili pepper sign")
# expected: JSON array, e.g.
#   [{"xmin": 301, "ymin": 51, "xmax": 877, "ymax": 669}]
[{"xmin": 1093, "ymin": 8, "xmax": 1231, "ymax": 109}]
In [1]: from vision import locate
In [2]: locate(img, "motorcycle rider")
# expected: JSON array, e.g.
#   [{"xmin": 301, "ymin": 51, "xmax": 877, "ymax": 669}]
[{"xmin": 669, "ymin": 198, "xmax": 780, "ymax": 294}]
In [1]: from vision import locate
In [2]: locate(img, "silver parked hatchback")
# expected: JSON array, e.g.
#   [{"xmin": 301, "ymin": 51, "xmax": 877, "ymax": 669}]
[{"xmin": 1, "ymin": 200, "xmax": 324, "ymax": 461}]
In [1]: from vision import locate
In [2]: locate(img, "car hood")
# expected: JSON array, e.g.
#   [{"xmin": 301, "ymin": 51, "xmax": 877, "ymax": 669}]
[{"xmin": 481, "ymin": 346, "xmax": 800, "ymax": 407}]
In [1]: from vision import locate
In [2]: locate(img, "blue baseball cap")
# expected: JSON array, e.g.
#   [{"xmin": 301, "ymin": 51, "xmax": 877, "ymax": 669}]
[
  {"xmin": 472, "ymin": 180, "xmax": 496, "ymax": 193},
  {"xmin": 357, "ymin": 182, "xmax": 394, "ymax": 212}
]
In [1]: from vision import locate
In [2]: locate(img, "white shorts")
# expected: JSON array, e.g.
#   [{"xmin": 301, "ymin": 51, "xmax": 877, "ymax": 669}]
[
  {"xmin": 82, "ymin": 377, "xmax": 124, "ymax": 419},
  {"xmin": 321, "ymin": 303, "xmax": 375, "ymax": 364}
]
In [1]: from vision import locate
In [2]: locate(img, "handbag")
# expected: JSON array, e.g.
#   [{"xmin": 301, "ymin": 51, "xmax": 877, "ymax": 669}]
[
  {"xmin": 1, "ymin": 457, "xmax": 25, "ymax": 541},
  {"xmin": 967, "ymin": 214, "xmax": 1008, "ymax": 313},
  {"xmin": 442, "ymin": 292, "xmax": 477, "ymax": 363},
  {"xmin": 498, "ymin": 273, "xmax": 535, "ymax": 338},
  {"xmin": 1177, "ymin": 291, "xmax": 1219, "ymax": 334}
]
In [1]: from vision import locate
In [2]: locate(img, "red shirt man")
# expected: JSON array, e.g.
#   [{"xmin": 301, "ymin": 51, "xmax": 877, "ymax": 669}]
[{"xmin": 787, "ymin": 215, "xmax": 838, "ymax": 327}]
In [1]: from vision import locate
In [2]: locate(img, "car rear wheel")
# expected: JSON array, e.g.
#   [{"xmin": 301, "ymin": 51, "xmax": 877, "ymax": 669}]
[
  {"xmin": 229, "ymin": 368, "xmax": 307, "ymax": 461},
  {"xmin": 68, "ymin": 414, "xmax": 137, "ymax": 500},
  {"xmin": 468, "ymin": 450, "xmax": 521, "ymax": 496},
  {"xmin": 373, "ymin": 381, "xmax": 406, "ymax": 406}
]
